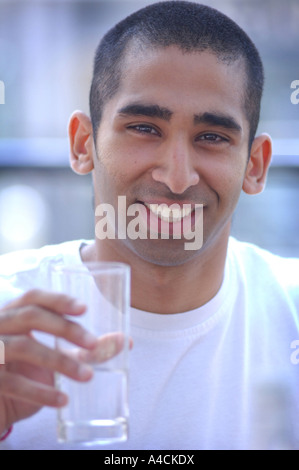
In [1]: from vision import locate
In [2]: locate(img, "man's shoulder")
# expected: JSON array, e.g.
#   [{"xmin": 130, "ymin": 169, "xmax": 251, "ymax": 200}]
[
  {"xmin": 0, "ymin": 240, "xmax": 92, "ymax": 307},
  {"xmin": 228, "ymin": 237, "xmax": 299, "ymax": 292},
  {"xmin": 0, "ymin": 239, "xmax": 91, "ymax": 277}
]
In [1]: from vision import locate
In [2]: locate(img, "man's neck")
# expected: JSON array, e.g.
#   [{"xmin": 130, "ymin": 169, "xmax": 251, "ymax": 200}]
[{"xmin": 80, "ymin": 230, "xmax": 229, "ymax": 314}]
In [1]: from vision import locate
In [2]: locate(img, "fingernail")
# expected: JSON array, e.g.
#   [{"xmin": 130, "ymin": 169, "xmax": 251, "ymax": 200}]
[
  {"xmin": 72, "ymin": 300, "xmax": 87, "ymax": 313},
  {"xmin": 95, "ymin": 341, "xmax": 117, "ymax": 362},
  {"xmin": 104, "ymin": 341, "xmax": 117, "ymax": 359}
]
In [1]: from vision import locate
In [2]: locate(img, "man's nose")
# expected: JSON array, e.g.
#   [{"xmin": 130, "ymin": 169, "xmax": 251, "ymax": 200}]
[{"xmin": 151, "ymin": 138, "xmax": 200, "ymax": 194}]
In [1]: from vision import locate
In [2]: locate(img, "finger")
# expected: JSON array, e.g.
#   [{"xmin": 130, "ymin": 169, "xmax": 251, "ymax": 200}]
[
  {"xmin": 3, "ymin": 289, "xmax": 87, "ymax": 316},
  {"xmin": 0, "ymin": 370, "xmax": 68, "ymax": 408},
  {"xmin": 76, "ymin": 333, "xmax": 133, "ymax": 364},
  {"xmin": 4, "ymin": 336, "xmax": 93, "ymax": 382},
  {"xmin": 0, "ymin": 306, "xmax": 97, "ymax": 349}
]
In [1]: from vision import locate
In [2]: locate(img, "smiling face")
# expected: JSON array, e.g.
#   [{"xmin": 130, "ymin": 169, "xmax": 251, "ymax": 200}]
[
  {"xmin": 75, "ymin": 45, "xmax": 262, "ymax": 269},
  {"xmin": 90, "ymin": 46, "xmax": 251, "ymax": 266}
]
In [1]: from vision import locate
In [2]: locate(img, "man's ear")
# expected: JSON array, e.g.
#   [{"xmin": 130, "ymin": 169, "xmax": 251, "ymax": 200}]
[
  {"xmin": 68, "ymin": 110, "xmax": 95, "ymax": 175},
  {"xmin": 242, "ymin": 133, "xmax": 272, "ymax": 195}
]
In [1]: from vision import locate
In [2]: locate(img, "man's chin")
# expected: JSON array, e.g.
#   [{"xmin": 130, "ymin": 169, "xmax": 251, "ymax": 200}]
[{"xmin": 125, "ymin": 238, "xmax": 203, "ymax": 267}]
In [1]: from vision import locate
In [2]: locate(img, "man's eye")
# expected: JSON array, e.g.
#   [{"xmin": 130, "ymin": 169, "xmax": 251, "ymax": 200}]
[
  {"xmin": 128, "ymin": 124, "xmax": 160, "ymax": 136},
  {"xmin": 197, "ymin": 133, "xmax": 228, "ymax": 143}
]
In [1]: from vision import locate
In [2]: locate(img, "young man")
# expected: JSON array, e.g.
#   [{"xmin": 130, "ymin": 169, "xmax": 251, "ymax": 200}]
[{"xmin": 0, "ymin": 1, "xmax": 298, "ymax": 450}]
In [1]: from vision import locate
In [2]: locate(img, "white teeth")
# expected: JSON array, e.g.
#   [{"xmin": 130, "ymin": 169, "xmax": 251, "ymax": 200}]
[{"xmin": 144, "ymin": 203, "xmax": 192, "ymax": 222}]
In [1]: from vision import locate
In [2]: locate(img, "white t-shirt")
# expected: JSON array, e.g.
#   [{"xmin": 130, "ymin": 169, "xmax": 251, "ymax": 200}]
[{"xmin": 0, "ymin": 237, "xmax": 298, "ymax": 450}]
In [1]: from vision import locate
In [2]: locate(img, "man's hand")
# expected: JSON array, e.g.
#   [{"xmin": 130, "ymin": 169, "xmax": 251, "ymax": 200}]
[{"xmin": 0, "ymin": 289, "xmax": 98, "ymax": 434}]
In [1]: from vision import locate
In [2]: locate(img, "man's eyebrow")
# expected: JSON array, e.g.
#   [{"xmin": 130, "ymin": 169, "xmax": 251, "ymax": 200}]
[
  {"xmin": 117, "ymin": 103, "xmax": 173, "ymax": 121},
  {"xmin": 194, "ymin": 112, "xmax": 242, "ymax": 133}
]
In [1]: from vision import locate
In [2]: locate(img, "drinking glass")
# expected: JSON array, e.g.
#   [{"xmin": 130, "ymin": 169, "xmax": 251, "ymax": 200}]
[{"xmin": 51, "ymin": 261, "xmax": 130, "ymax": 445}]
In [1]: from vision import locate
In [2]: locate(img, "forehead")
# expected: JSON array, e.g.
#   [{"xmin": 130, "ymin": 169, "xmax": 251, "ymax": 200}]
[{"xmin": 105, "ymin": 46, "xmax": 247, "ymax": 126}]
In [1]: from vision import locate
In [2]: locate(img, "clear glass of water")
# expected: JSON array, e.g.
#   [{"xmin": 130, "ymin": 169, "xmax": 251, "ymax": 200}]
[{"xmin": 51, "ymin": 261, "xmax": 130, "ymax": 446}]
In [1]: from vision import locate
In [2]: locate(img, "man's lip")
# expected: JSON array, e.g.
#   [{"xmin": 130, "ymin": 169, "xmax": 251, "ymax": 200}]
[
  {"xmin": 136, "ymin": 200, "xmax": 205, "ymax": 208},
  {"xmin": 133, "ymin": 199, "xmax": 204, "ymax": 233}
]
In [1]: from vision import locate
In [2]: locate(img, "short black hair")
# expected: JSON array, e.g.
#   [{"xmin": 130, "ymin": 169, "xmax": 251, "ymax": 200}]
[{"xmin": 89, "ymin": 1, "xmax": 264, "ymax": 148}]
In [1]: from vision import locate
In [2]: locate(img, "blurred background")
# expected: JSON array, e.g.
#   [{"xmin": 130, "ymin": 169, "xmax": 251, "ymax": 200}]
[{"xmin": 0, "ymin": 0, "xmax": 298, "ymax": 256}]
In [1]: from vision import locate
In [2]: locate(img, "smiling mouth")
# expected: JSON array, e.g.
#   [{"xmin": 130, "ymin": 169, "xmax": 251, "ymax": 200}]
[
  {"xmin": 132, "ymin": 200, "xmax": 204, "ymax": 245},
  {"xmin": 143, "ymin": 202, "xmax": 193, "ymax": 223}
]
